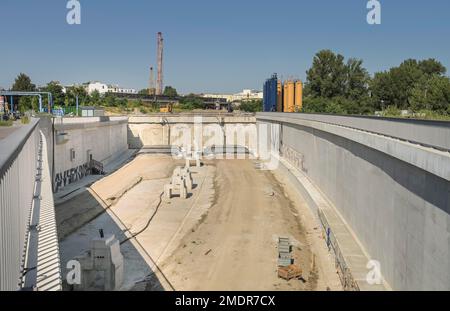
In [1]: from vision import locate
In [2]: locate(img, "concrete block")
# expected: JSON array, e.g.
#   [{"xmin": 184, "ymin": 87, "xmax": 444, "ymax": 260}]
[
  {"xmin": 184, "ymin": 173, "xmax": 193, "ymax": 191},
  {"xmin": 164, "ymin": 184, "xmax": 172, "ymax": 200},
  {"xmin": 74, "ymin": 234, "xmax": 124, "ymax": 291}
]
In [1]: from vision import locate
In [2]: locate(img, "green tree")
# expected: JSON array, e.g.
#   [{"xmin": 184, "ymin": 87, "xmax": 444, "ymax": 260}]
[
  {"xmin": 11, "ymin": 73, "xmax": 36, "ymax": 111},
  {"xmin": 305, "ymin": 50, "xmax": 347, "ymax": 98},
  {"xmin": 410, "ymin": 75, "xmax": 450, "ymax": 112},
  {"xmin": 89, "ymin": 90, "xmax": 101, "ymax": 106},
  {"xmin": 104, "ymin": 93, "xmax": 117, "ymax": 107},
  {"xmin": 418, "ymin": 59, "xmax": 446, "ymax": 76},
  {"xmin": 345, "ymin": 58, "xmax": 370, "ymax": 101},
  {"xmin": 303, "ymin": 50, "xmax": 371, "ymax": 114},
  {"xmin": 12, "ymin": 73, "xmax": 36, "ymax": 91},
  {"xmin": 41, "ymin": 81, "xmax": 65, "ymax": 106},
  {"xmin": 139, "ymin": 88, "xmax": 155, "ymax": 95},
  {"xmin": 369, "ymin": 71, "xmax": 392, "ymax": 110},
  {"xmin": 239, "ymin": 100, "xmax": 262, "ymax": 112},
  {"xmin": 66, "ymin": 85, "xmax": 88, "ymax": 106},
  {"xmin": 302, "ymin": 97, "xmax": 328, "ymax": 113},
  {"xmin": 163, "ymin": 86, "xmax": 178, "ymax": 98},
  {"xmin": 370, "ymin": 58, "xmax": 448, "ymax": 110},
  {"xmin": 117, "ymin": 98, "xmax": 127, "ymax": 107},
  {"xmin": 179, "ymin": 95, "xmax": 204, "ymax": 110}
]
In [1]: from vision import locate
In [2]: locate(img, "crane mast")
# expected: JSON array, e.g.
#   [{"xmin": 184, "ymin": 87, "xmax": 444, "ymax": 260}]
[{"xmin": 156, "ymin": 32, "xmax": 164, "ymax": 96}]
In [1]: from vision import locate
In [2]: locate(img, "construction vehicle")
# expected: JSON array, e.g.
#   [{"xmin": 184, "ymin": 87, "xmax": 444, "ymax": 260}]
[{"xmin": 159, "ymin": 103, "xmax": 173, "ymax": 113}]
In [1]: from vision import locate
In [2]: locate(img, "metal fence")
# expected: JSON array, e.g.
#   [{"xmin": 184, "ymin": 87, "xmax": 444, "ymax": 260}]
[
  {"xmin": 42, "ymin": 106, "xmax": 80, "ymax": 116},
  {"xmin": 0, "ymin": 119, "xmax": 40, "ymax": 290}
]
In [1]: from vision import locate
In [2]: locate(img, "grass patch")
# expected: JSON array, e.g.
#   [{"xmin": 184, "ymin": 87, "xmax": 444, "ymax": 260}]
[
  {"xmin": 0, "ymin": 119, "xmax": 13, "ymax": 126},
  {"xmin": 21, "ymin": 116, "xmax": 30, "ymax": 124},
  {"xmin": 380, "ymin": 107, "xmax": 450, "ymax": 121}
]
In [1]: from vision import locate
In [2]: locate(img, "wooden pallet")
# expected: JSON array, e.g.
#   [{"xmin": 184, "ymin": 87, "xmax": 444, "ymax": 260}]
[{"xmin": 278, "ymin": 265, "xmax": 302, "ymax": 281}]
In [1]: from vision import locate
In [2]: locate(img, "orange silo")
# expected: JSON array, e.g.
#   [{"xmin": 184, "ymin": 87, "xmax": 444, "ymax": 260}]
[
  {"xmin": 286, "ymin": 80, "xmax": 295, "ymax": 112},
  {"xmin": 295, "ymin": 80, "xmax": 303, "ymax": 112},
  {"xmin": 277, "ymin": 81, "xmax": 283, "ymax": 112},
  {"xmin": 283, "ymin": 82, "xmax": 289, "ymax": 112}
]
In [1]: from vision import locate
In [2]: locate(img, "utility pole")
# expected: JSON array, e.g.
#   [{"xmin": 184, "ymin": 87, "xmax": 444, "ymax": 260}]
[
  {"xmin": 76, "ymin": 95, "xmax": 79, "ymax": 116},
  {"xmin": 156, "ymin": 32, "xmax": 164, "ymax": 96}
]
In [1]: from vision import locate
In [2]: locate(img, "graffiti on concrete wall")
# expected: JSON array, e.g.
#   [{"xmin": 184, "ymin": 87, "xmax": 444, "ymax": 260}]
[
  {"xmin": 54, "ymin": 162, "xmax": 91, "ymax": 192},
  {"xmin": 281, "ymin": 145, "xmax": 307, "ymax": 173}
]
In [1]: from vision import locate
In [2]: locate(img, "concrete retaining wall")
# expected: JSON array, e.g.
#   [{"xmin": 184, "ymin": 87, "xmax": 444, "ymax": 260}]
[
  {"xmin": 53, "ymin": 117, "xmax": 128, "ymax": 192},
  {"xmin": 257, "ymin": 113, "xmax": 450, "ymax": 290},
  {"xmin": 127, "ymin": 115, "xmax": 256, "ymax": 150}
]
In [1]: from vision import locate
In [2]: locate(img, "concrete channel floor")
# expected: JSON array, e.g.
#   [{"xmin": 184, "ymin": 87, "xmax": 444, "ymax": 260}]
[{"xmin": 58, "ymin": 154, "xmax": 342, "ymax": 291}]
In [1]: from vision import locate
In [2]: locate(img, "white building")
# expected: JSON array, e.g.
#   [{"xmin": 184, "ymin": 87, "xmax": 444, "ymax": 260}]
[
  {"xmin": 107, "ymin": 85, "xmax": 137, "ymax": 94},
  {"xmin": 235, "ymin": 89, "xmax": 263, "ymax": 101},
  {"xmin": 202, "ymin": 89, "xmax": 263, "ymax": 102},
  {"xmin": 85, "ymin": 82, "xmax": 137, "ymax": 95},
  {"xmin": 87, "ymin": 82, "xmax": 109, "ymax": 95}
]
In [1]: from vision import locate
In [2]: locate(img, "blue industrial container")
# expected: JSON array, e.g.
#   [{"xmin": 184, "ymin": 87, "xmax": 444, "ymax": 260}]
[{"xmin": 263, "ymin": 74, "xmax": 277, "ymax": 112}]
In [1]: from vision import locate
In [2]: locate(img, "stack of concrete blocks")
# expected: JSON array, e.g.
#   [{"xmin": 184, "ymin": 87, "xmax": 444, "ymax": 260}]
[
  {"xmin": 278, "ymin": 237, "xmax": 292, "ymax": 267},
  {"xmin": 73, "ymin": 235, "xmax": 124, "ymax": 291},
  {"xmin": 164, "ymin": 165, "xmax": 193, "ymax": 200}
]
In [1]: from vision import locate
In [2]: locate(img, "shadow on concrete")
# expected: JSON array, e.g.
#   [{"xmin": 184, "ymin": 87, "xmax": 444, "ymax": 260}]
[
  {"xmin": 57, "ymin": 189, "xmax": 173, "ymax": 291},
  {"xmin": 294, "ymin": 123, "xmax": 450, "ymax": 214},
  {"xmin": 127, "ymin": 126, "xmax": 144, "ymax": 149}
]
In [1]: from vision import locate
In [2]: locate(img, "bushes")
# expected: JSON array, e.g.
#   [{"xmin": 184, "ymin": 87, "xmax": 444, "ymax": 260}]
[
  {"xmin": 239, "ymin": 100, "xmax": 262, "ymax": 113},
  {"xmin": 21, "ymin": 116, "xmax": 30, "ymax": 124},
  {"xmin": 302, "ymin": 50, "xmax": 450, "ymax": 119},
  {"xmin": 0, "ymin": 119, "xmax": 13, "ymax": 126},
  {"xmin": 179, "ymin": 96, "xmax": 204, "ymax": 110},
  {"xmin": 302, "ymin": 96, "xmax": 372, "ymax": 115}
]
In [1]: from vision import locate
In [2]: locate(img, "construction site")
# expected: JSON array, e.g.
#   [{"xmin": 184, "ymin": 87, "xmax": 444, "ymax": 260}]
[
  {"xmin": 1, "ymin": 20, "xmax": 450, "ymax": 294},
  {"xmin": 56, "ymin": 152, "xmax": 341, "ymax": 291},
  {"xmin": 49, "ymin": 111, "xmax": 343, "ymax": 291}
]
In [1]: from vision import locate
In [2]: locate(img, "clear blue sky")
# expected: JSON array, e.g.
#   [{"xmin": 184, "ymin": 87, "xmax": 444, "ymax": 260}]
[{"xmin": 1, "ymin": 0, "xmax": 449, "ymax": 94}]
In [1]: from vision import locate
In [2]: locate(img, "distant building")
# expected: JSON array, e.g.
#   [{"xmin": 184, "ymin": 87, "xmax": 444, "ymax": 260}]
[
  {"xmin": 201, "ymin": 93, "xmax": 234, "ymax": 102},
  {"xmin": 107, "ymin": 85, "xmax": 137, "ymax": 94},
  {"xmin": 84, "ymin": 82, "xmax": 137, "ymax": 95},
  {"xmin": 87, "ymin": 82, "xmax": 109, "ymax": 95},
  {"xmin": 201, "ymin": 89, "xmax": 263, "ymax": 103},
  {"xmin": 234, "ymin": 89, "xmax": 263, "ymax": 101}
]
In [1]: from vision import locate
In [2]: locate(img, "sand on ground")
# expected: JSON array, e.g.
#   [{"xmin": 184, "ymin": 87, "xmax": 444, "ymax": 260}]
[{"xmin": 58, "ymin": 155, "xmax": 341, "ymax": 291}]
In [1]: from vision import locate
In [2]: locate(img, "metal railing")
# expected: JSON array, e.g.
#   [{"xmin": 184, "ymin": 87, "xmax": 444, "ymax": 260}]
[
  {"xmin": 257, "ymin": 112, "xmax": 450, "ymax": 152},
  {"xmin": 0, "ymin": 118, "xmax": 62, "ymax": 291},
  {"xmin": 0, "ymin": 119, "xmax": 40, "ymax": 290}
]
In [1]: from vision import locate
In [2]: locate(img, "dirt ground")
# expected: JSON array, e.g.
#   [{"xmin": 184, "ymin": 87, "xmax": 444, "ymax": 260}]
[
  {"xmin": 58, "ymin": 155, "xmax": 341, "ymax": 291},
  {"xmin": 158, "ymin": 160, "xmax": 327, "ymax": 291}
]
